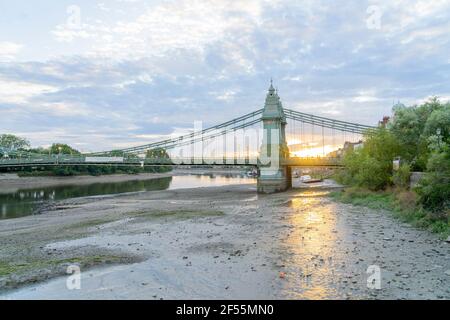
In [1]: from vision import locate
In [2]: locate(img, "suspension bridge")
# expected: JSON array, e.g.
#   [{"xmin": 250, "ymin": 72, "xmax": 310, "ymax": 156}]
[{"xmin": 0, "ymin": 82, "xmax": 377, "ymax": 193}]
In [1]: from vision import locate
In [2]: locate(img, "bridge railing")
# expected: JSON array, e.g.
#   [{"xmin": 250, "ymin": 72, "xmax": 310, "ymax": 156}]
[{"xmin": 0, "ymin": 155, "xmax": 261, "ymax": 167}]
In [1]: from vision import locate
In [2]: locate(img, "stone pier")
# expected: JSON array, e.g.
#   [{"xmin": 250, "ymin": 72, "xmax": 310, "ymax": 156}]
[{"xmin": 257, "ymin": 81, "xmax": 292, "ymax": 194}]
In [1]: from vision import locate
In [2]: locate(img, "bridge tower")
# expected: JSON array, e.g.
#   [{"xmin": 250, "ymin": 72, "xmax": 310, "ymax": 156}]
[{"xmin": 257, "ymin": 81, "xmax": 292, "ymax": 193}]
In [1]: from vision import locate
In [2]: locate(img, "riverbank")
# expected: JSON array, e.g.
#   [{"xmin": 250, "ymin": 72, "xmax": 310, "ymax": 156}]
[
  {"xmin": 330, "ymin": 187, "xmax": 450, "ymax": 239},
  {"xmin": 1, "ymin": 181, "xmax": 449, "ymax": 299}
]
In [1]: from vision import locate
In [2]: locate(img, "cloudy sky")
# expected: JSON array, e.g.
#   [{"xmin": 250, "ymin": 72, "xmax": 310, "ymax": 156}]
[{"xmin": 1, "ymin": 0, "xmax": 449, "ymax": 152}]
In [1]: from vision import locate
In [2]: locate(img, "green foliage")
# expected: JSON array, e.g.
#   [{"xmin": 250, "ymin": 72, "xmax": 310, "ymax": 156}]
[
  {"xmin": 389, "ymin": 106, "xmax": 422, "ymax": 164},
  {"xmin": 416, "ymin": 144, "xmax": 450, "ymax": 212},
  {"xmin": 330, "ymin": 188, "xmax": 394, "ymax": 210},
  {"xmin": 145, "ymin": 148, "xmax": 172, "ymax": 173},
  {"xmin": 388, "ymin": 97, "xmax": 449, "ymax": 170},
  {"xmin": 336, "ymin": 97, "xmax": 449, "ymax": 229},
  {"xmin": 393, "ymin": 163, "xmax": 411, "ymax": 189},
  {"xmin": 423, "ymin": 107, "xmax": 450, "ymax": 143},
  {"xmin": 146, "ymin": 148, "xmax": 170, "ymax": 160},
  {"xmin": 48, "ymin": 164, "xmax": 146, "ymax": 177},
  {"xmin": 340, "ymin": 97, "xmax": 449, "ymax": 205},
  {"xmin": 50, "ymin": 143, "xmax": 80, "ymax": 155},
  {"xmin": 340, "ymin": 128, "xmax": 400, "ymax": 190},
  {"xmin": 0, "ymin": 134, "xmax": 30, "ymax": 151},
  {"xmin": 330, "ymin": 188, "xmax": 449, "ymax": 238}
]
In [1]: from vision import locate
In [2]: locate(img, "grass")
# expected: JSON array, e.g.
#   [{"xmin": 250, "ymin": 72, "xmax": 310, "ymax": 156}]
[
  {"xmin": 330, "ymin": 187, "xmax": 450, "ymax": 239},
  {"xmin": 329, "ymin": 188, "xmax": 395, "ymax": 210},
  {"xmin": 63, "ymin": 218, "xmax": 118, "ymax": 230},
  {"xmin": 0, "ymin": 254, "xmax": 131, "ymax": 278},
  {"xmin": 133, "ymin": 209, "xmax": 225, "ymax": 221}
]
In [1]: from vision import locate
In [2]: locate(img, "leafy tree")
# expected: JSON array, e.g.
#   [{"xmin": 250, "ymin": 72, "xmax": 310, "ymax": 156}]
[
  {"xmin": 145, "ymin": 148, "xmax": 172, "ymax": 172},
  {"xmin": 340, "ymin": 128, "xmax": 401, "ymax": 190},
  {"xmin": 363, "ymin": 128, "xmax": 401, "ymax": 164},
  {"xmin": 423, "ymin": 106, "xmax": 450, "ymax": 143},
  {"xmin": 0, "ymin": 134, "xmax": 30, "ymax": 151},
  {"xmin": 416, "ymin": 125, "xmax": 450, "ymax": 212},
  {"xmin": 388, "ymin": 97, "xmax": 449, "ymax": 170},
  {"xmin": 50, "ymin": 143, "xmax": 80, "ymax": 155},
  {"xmin": 146, "ymin": 148, "xmax": 170, "ymax": 160}
]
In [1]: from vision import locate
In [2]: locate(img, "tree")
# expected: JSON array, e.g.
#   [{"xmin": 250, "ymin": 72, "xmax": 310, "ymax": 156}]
[
  {"xmin": 423, "ymin": 106, "xmax": 450, "ymax": 144},
  {"xmin": 416, "ymin": 144, "xmax": 450, "ymax": 212},
  {"xmin": 388, "ymin": 97, "xmax": 449, "ymax": 171},
  {"xmin": 50, "ymin": 143, "xmax": 80, "ymax": 155},
  {"xmin": 146, "ymin": 148, "xmax": 170, "ymax": 162},
  {"xmin": 389, "ymin": 105, "xmax": 421, "ymax": 157},
  {"xmin": 416, "ymin": 123, "xmax": 450, "ymax": 212},
  {"xmin": 339, "ymin": 128, "xmax": 401, "ymax": 190},
  {"xmin": 145, "ymin": 148, "xmax": 172, "ymax": 172},
  {"xmin": 0, "ymin": 134, "xmax": 30, "ymax": 151}
]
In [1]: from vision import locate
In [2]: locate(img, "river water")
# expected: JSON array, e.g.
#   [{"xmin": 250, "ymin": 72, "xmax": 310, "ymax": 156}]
[{"xmin": 0, "ymin": 174, "xmax": 255, "ymax": 220}]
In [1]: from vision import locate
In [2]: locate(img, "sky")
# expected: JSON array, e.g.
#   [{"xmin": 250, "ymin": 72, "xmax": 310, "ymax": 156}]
[{"xmin": 0, "ymin": 0, "xmax": 449, "ymax": 152}]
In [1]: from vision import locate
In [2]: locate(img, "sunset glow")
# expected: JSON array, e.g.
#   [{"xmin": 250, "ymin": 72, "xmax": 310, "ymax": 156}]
[{"xmin": 289, "ymin": 145, "xmax": 341, "ymax": 158}]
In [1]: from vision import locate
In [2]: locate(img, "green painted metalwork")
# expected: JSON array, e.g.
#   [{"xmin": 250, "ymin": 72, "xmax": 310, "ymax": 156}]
[{"xmin": 0, "ymin": 84, "xmax": 379, "ymax": 169}]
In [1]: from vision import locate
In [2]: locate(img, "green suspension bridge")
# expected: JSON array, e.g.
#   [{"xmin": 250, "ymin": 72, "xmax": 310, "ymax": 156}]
[{"xmin": 0, "ymin": 83, "xmax": 377, "ymax": 192}]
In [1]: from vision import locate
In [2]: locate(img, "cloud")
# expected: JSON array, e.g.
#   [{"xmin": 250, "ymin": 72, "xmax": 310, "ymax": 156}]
[
  {"xmin": 0, "ymin": 42, "xmax": 23, "ymax": 61},
  {"xmin": 0, "ymin": 78, "xmax": 57, "ymax": 104},
  {"xmin": 51, "ymin": 0, "xmax": 265, "ymax": 62},
  {"xmin": 0, "ymin": 0, "xmax": 449, "ymax": 151}
]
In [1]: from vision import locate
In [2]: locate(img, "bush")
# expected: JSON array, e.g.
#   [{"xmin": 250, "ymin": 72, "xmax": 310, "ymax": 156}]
[
  {"xmin": 52, "ymin": 166, "xmax": 76, "ymax": 176},
  {"xmin": 393, "ymin": 163, "xmax": 411, "ymax": 189},
  {"xmin": 416, "ymin": 150, "xmax": 450, "ymax": 211},
  {"xmin": 353, "ymin": 155, "xmax": 390, "ymax": 190},
  {"xmin": 341, "ymin": 130, "xmax": 398, "ymax": 190}
]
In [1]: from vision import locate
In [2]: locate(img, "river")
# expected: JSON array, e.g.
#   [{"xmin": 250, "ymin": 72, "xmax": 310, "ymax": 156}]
[{"xmin": 0, "ymin": 174, "xmax": 255, "ymax": 220}]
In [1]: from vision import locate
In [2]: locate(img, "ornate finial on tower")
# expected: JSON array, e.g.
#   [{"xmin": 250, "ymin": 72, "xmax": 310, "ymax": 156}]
[{"xmin": 268, "ymin": 78, "xmax": 275, "ymax": 94}]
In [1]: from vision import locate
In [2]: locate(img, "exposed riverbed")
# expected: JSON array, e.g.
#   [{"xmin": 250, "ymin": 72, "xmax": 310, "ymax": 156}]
[{"xmin": 0, "ymin": 173, "xmax": 449, "ymax": 299}]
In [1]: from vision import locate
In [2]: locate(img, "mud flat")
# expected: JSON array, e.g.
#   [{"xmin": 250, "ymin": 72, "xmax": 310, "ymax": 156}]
[{"xmin": 0, "ymin": 180, "xmax": 449, "ymax": 299}]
